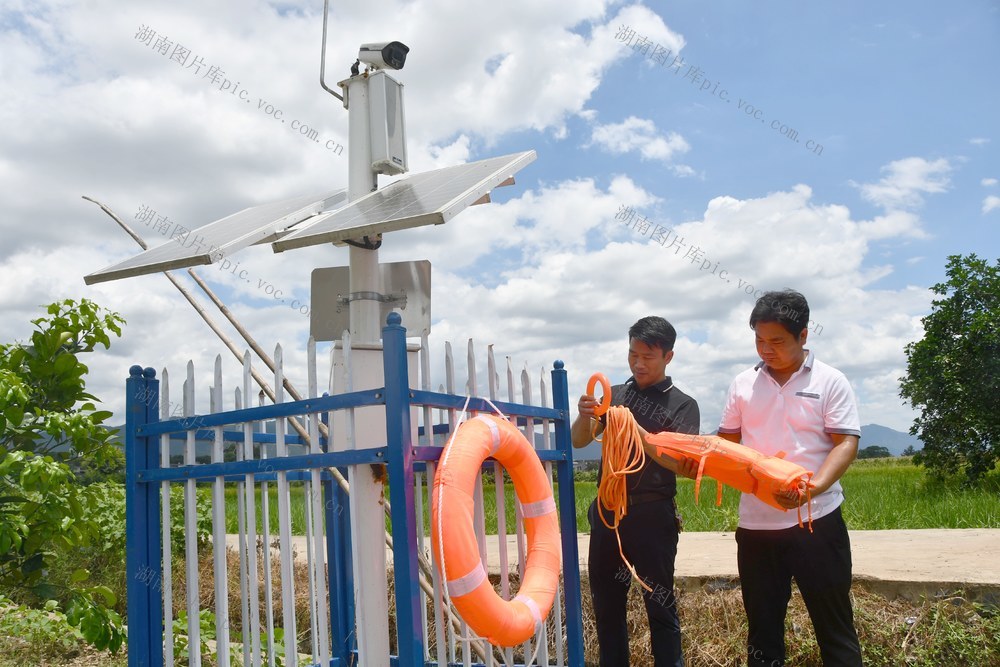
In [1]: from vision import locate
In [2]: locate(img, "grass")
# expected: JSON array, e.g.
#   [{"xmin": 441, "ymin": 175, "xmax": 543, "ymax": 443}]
[
  {"xmin": 4, "ymin": 457, "xmax": 997, "ymax": 666},
  {"xmin": 218, "ymin": 457, "xmax": 1000, "ymax": 536},
  {"xmin": 222, "ymin": 483, "xmax": 312, "ymax": 535},
  {"xmin": 6, "ymin": 569, "xmax": 999, "ymax": 666},
  {"xmin": 581, "ymin": 457, "xmax": 1000, "ymax": 532},
  {"xmin": 840, "ymin": 457, "xmax": 1000, "ymax": 529}
]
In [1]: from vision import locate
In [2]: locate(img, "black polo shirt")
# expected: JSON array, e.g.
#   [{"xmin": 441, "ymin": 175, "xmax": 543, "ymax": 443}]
[{"xmin": 597, "ymin": 376, "xmax": 701, "ymax": 499}]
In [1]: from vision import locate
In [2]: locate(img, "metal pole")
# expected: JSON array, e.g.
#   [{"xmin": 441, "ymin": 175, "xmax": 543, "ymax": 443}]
[
  {"xmin": 382, "ymin": 314, "xmax": 422, "ymax": 665},
  {"xmin": 125, "ymin": 365, "xmax": 164, "ymax": 667},
  {"xmin": 552, "ymin": 360, "xmax": 585, "ymax": 664},
  {"xmin": 342, "ymin": 72, "xmax": 391, "ymax": 666}
]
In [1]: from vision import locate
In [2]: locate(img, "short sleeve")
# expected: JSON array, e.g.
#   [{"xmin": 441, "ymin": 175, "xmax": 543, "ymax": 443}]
[
  {"xmin": 672, "ymin": 396, "xmax": 700, "ymax": 435},
  {"xmin": 718, "ymin": 377, "xmax": 742, "ymax": 434},
  {"xmin": 824, "ymin": 373, "xmax": 861, "ymax": 436}
]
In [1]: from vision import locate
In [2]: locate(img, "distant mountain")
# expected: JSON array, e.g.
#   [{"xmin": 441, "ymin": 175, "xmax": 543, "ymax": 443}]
[
  {"xmin": 571, "ymin": 423, "xmax": 922, "ymax": 461},
  {"xmin": 859, "ymin": 424, "xmax": 922, "ymax": 456},
  {"xmin": 574, "ymin": 439, "xmax": 603, "ymax": 461}
]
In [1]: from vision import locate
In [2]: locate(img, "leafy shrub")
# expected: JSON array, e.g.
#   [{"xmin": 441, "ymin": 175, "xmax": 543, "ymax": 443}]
[{"xmin": 0, "ymin": 594, "xmax": 87, "ymax": 660}]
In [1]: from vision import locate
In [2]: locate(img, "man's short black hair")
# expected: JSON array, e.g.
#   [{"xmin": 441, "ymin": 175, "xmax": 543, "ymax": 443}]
[
  {"xmin": 750, "ymin": 290, "xmax": 810, "ymax": 337},
  {"xmin": 628, "ymin": 316, "xmax": 677, "ymax": 352}
]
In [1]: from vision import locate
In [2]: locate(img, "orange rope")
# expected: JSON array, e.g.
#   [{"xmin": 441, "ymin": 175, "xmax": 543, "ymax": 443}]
[
  {"xmin": 594, "ymin": 405, "xmax": 652, "ymax": 591},
  {"xmin": 796, "ymin": 478, "xmax": 815, "ymax": 532}
]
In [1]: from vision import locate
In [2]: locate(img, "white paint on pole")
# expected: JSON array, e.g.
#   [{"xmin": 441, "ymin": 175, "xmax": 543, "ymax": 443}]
[
  {"xmin": 241, "ymin": 354, "xmax": 263, "ymax": 667},
  {"xmin": 489, "ymin": 345, "xmax": 514, "ymax": 666},
  {"xmin": 444, "ymin": 341, "xmax": 466, "ymax": 666},
  {"xmin": 507, "ymin": 358, "xmax": 528, "ymax": 585},
  {"xmin": 303, "ymin": 480, "xmax": 319, "ymax": 664},
  {"xmin": 307, "ymin": 338, "xmax": 331, "ymax": 665},
  {"xmin": 345, "ymin": 73, "xmax": 382, "ymax": 344},
  {"xmin": 467, "ymin": 340, "xmax": 488, "ymax": 566},
  {"xmin": 341, "ymin": 70, "xmax": 391, "ymax": 667},
  {"xmin": 301, "ymin": 346, "xmax": 319, "ymax": 665},
  {"xmin": 211, "ymin": 356, "xmax": 231, "ymax": 666},
  {"xmin": 467, "ymin": 340, "xmax": 490, "ymax": 667},
  {"xmin": 273, "ymin": 345, "xmax": 298, "ymax": 667},
  {"xmin": 519, "ymin": 364, "xmax": 538, "ymax": 664},
  {"xmin": 423, "ymin": 340, "xmax": 446, "ymax": 665},
  {"xmin": 233, "ymin": 386, "xmax": 253, "ymax": 666},
  {"xmin": 334, "ymin": 336, "xmax": 391, "ymax": 666},
  {"xmin": 417, "ymin": 335, "xmax": 432, "ymax": 662},
  {"xmin": 183, "ymin": 363, "xmax": 202, "ymax": 667},
  {"xmin": 258, "ymin": 387, "xmax": 276, "ymax": 667}
]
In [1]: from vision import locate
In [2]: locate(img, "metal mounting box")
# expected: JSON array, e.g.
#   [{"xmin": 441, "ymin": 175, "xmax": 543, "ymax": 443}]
[
  {"xmin": 310, "ymin": 260, "xmax": 430, "ymax": 341},
  {"xmin": 368, "ymin": 70, "xmax": 408, "ymax": 175}
]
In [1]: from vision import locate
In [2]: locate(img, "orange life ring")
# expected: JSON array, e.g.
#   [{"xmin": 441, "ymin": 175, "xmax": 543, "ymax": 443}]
[
  {"xmin": 587, "ymin": 372, "xmax": 612, "ymax": 417},
  {"xmin": 431, "ymin": 414, "xmax": 562, "ymax": 647}
]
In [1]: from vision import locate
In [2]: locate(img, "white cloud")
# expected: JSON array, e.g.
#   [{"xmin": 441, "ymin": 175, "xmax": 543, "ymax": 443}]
[
  {"xmin": 969, "ymin": 137, "xmax": 991, "ymax": 146},
  {"xmin": 588, "ymin": 116, "xmax": 691, "ymax": 167},
  {"xmin": 1, "ymin": 0, "xmax": 652, "ymax": 261},
  {"xmin": 363, "ymin": 0, "xmax": 671, "ymax": 145},
  {"xmin": 855, "ymin": 157, "xmax": 952, "ymax": 210},
  {"xmin": 982, "ymin": 178, "xmax": 998, "ymax": 187},
  {"xmin": 983, "ymin": 196, "xmax": 1000, "ymax": 214},
  {"xmin": 612, "ymin": 5, "xmax": 686, "ymax": 56},
  {"xmin": 858, "ymin": 210, "xmax": 928, "ymax": 241},
  {"xmin": 0, "ymin": 0, "xmax": 936, "ymax": 437},
  {"xmin": 414, "ymin": 181, "xmax": 932, "ymax": 432}
]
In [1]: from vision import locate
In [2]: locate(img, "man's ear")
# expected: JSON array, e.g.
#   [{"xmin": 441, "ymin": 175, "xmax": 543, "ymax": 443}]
[
  {"xmin": 664, "ymin": 349, "xmax": 675, "ymax": 365},
  {"xmin": 799, "ymin": 328, "xmax": 809, "ymax": 346}
]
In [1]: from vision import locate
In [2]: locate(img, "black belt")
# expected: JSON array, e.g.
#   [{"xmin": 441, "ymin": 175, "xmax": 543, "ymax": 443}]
[{"xmin": 626, "ymin": 491, "xmax": 671, "ymax": 507}]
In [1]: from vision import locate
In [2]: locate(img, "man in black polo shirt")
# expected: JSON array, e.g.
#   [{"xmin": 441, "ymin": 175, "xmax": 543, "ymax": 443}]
[{"xmin": 572, "ymin": 316, "xmax": 700, "ymax": 667}]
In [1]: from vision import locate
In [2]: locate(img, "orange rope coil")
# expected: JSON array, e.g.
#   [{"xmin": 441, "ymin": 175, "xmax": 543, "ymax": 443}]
[
  {"xmin": 589, "ymin": 373, "xmax": 651, "ymax": 591},
  {"xmin": 587, "ymin": 372, "xmax": 612, "ymax": 417}
]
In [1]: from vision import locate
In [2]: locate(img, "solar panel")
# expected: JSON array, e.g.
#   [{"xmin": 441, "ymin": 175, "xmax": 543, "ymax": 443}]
[
  {"xmin": 84, "ymin": 189, "xmax": 348, "ymax": 284},
  {"xmin": 271, "ymin": 150, "xmax": 535, "ymax": 253}
]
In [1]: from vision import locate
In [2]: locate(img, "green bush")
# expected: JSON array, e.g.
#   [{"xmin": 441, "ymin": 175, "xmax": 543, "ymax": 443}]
[{"xmin": 0, "ymin": 594, "xmax": 87, "ymax": 661}]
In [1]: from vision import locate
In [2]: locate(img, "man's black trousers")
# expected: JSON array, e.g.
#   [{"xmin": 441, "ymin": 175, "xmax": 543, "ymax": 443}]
[
  {"xmin": 588, "ymin": 497, "xmax": 683, "ymax": 667},
  {"xmin": 736, "ymin": 506, "xmax": 863, "ymax": 666}
]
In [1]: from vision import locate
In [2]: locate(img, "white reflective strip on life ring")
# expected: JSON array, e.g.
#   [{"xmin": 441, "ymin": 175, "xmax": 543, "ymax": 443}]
[
  {"xmin": 520, "ymin": 496, "xmax": 556, "ymax": 518},
  {"xmin": 514, "ymin": 593, "xmax": 543, "ymax": 629},
  {"xmin": 447, "ymin": 561, "xmax": 487, "ymax": 598},
  {"xmin": 474, "ymin": 414, "xmax": 502, "ymax": 456}
]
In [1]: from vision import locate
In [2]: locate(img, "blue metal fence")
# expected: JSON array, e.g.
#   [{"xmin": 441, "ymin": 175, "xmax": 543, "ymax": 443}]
[{"xmin": 124, "ymin": 313, "xmax": 585, "ymax": 666}]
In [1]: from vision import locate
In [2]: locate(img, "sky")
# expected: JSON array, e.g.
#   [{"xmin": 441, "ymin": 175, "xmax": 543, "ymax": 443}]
[{"xmin": 1, "ymin": 0, "xmax": 997, "ymax": 436}]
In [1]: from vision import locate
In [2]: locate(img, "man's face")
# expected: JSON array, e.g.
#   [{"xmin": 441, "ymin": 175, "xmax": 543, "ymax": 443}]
[
  {"xmin": 754, "ymin": 321, "xmax": 807, "ymax": 375},
  {"xmin": 628, "ymin": 339, "xmax": 673, "ymax": 390}
]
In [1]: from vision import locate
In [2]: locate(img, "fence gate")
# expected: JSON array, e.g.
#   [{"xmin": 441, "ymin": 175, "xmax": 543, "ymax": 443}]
[{"xmin": 124, "ymin": 314, "xmax": 586, "ymax": 666}]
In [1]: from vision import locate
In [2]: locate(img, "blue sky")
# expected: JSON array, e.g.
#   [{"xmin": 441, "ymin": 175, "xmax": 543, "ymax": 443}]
[{"xmin": 0, "ymin": 0, "xmax": 997, "ymax": 435}]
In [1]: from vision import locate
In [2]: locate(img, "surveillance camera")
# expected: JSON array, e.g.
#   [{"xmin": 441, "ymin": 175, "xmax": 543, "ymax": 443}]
[{"xmin": 358, "ymin": 41, "xmax": 409, "ymax": 71}]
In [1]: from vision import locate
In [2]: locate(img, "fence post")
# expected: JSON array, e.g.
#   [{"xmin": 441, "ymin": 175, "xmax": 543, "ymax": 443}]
[
  {"xmin": 382, "ymin": 313, "xmax": 423, "ymax": 665},
  {"xmin": 552, "ymin": 359, "xmax": 586, "ymax": 664},
  {"xmin": 324, "ymin": 475, "xmax": 355, "ymax": 663},
  {"xmin": 125, "ymin": 365, "xmax": 164, "ymax": 667}
]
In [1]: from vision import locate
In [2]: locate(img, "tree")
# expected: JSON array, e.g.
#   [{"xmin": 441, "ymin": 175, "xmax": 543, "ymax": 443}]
[
  {"xmin": 901, "ymin": 445, "xmax": 918, "ymax": 457},
  {"xmin": 0, "ymin": 299, "xmax": 126, "ymax": 651},
  {"xmin": 899, "ymin": 254, "xmax": 1000, "ymax": 484},
  {"xmin": 857, "ymin": 445, "xmax": 892, "ymax": 459}
]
